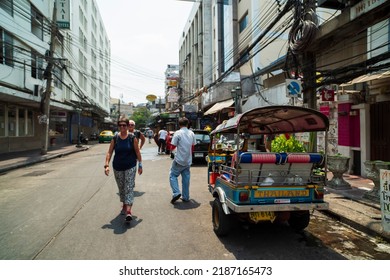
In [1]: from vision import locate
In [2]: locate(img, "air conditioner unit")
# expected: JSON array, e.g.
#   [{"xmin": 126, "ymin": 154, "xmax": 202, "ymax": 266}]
[
  {"xmin": 317, "ymin": 0, "xmax": 345, "ymax": 9},
  {"xmin": 34, "ymin": 84, "xmax": 43, "ymax": 97}
]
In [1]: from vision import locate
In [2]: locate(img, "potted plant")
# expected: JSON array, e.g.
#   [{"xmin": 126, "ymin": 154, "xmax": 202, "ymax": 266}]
[
  {"xmin": 271, "ymin": 134, "xmax": 305, "ymax": 153},
  {"xmin": 363, "ymin": 160, "xmax": 390, "ymax": 201},
  {"xmin": 326, "ymin": 153, "xmax": 351, "ymax": 189}
]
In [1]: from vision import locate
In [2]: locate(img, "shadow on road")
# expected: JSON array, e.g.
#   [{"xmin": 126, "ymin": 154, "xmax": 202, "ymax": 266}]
[
  {"xmin": 173, "ymin": 199, "xmax": 201, "ymax": 210},
  {"xmin": 134, "ymin": 191, "xmax": 145, "ymax": 197},
  {"xmin": 102, "ymin": 214, "xmax": 143, "ymax": 234}
]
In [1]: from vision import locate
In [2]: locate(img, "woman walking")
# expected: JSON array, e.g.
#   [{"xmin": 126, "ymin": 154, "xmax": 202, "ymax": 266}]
[{"xmin": 104, "ymin": 116, "xmax": 143, "ymax": 222}]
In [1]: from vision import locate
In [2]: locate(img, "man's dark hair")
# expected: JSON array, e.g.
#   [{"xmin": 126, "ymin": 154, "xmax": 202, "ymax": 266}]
[{"xmin": 178, "ymin": 117, "xmax": 189, "ymax": 127}]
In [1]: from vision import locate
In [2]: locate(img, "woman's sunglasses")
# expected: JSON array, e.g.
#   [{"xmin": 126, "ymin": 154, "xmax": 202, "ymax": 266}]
[{"xmin": 118, "ymin": 124, "xmax": 128, "ymax": 127}]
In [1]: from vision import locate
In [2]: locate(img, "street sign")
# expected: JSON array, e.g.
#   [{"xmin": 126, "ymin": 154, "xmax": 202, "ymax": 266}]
[
  {"xmin": 380, "ymin": 169, "xmax": 390, "ymax": 232},
  {"xmin": 286, "ymin": 79, "xmax": 302, "ymax": 97},
  {"xmin": 321, "ymin": 88, "xmax": 335, "ymax": 101}
]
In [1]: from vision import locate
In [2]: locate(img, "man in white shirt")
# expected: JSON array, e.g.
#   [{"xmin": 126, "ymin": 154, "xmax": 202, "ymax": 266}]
[
  {"xmin": 158, "ymin": 127, "xmax": 168, "ymax": 154},
  {"xmin": 169, "ymin": 117, "xmax": 196, "ymax": 204}
]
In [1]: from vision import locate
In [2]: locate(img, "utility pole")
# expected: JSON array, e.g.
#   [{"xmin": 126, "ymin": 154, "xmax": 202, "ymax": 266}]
[
  {"xmin": 302, "ymin": 0, "xmax": 317, "ymax": 152},
  {"xmin": 41, "ymin": 3, "xmax": 57, "ymax": 155},
  {"xmin": 302, "ymin": 0, "xmax": 316, "ymax": 110},
  {"xmin": 118, "ymin": 98, "xmax": 120, "ymax": 118}
]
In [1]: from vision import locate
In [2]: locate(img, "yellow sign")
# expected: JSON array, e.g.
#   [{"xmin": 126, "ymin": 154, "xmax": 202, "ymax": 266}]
[
  {"xmin": 168, "ymin": 80, "xmax": 177, "ymax": 87},
  {"xmin": 146, "ymin": 94, "xmax": 157, "ymax": 102},
  {"xmin": 254, "ymin": 189, "xmax": 309, "ymax": 198}
]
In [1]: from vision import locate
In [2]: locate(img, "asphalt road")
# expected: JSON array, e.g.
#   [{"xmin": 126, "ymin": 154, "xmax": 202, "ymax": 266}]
[{"xmin": 0, "ymin": 143, "xmax": 384, "ymax": 260}]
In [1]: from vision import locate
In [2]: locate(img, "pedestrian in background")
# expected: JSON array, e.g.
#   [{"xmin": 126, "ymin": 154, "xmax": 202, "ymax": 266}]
[
  {"xmin": 158, "ymin": 127, "xmax": 168, "ymax": 155},
  {"xmin": 169, "ymin": 117, "xmax": 196, "ymax": 204},
  {"xmin": 128, "ymin": 120, "xmax": 145, "ymax": 149},
  {"xmin": 146, "ymin": 128, "xmax": 154, "ymax": 144},
  {"xmin": 104, "ymin": 116, "xmax": 143, "ymax": 222}
]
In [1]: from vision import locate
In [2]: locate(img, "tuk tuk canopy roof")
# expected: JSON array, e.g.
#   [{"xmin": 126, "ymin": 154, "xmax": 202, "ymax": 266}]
[{"xmin": 210, "ymin": 105, "xmax": 329, "ymax": 135}]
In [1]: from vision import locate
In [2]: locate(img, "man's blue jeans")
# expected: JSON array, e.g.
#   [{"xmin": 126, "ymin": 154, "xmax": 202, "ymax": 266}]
[{"xmin": 169, "ymin": 161, "xmax": 191, "ymax": 200}]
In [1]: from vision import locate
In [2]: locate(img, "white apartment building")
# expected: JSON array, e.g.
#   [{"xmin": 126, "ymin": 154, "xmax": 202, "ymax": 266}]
[
  {"xmin": 178, "ymin": 0, "xmax": 289, "ymax": 122},
  {"xmin": 0, "ymin": 0, "xmax": 110, "ymax": 153},
  {"xmin": 178, "ymin": 0, "xmax": 338, "ymax": 120}
]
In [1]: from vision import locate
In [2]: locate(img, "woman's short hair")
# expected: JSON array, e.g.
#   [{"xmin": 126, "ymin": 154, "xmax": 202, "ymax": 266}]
[{"xmin": 117, "ymin": 116, "xmax": 129, "ymax": 125}]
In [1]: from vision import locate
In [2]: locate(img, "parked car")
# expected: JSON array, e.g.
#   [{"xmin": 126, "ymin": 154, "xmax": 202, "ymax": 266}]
[
  {"xmin": 192, "ymin": 129, "xmax": 211, "ymax": 162},
  {"xmin": 171, "ymin": 129, "xmax": 210, "ymax": 163},
  {"xmin": 98, "ymin": 130, "xmax": 114, "ymax": 143}
]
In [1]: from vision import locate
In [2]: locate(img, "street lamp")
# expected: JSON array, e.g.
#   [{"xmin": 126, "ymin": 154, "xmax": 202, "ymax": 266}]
[
  {"xmin": 75, "ymin": 108, "xmax": 82, "ymax": 148},
  {"xmin": 231, "ymin": 86, "xmax": 242, "ymax": 116}
]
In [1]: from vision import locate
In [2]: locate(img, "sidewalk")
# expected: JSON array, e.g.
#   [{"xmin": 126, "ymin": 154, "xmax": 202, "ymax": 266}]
[
  {"xmin": 0, "ymin": 144, "xmax": 89, "ymax": 174},
  {"xmin": 0, "ymin": 145, "xmax": 389, "ymax": 242}
]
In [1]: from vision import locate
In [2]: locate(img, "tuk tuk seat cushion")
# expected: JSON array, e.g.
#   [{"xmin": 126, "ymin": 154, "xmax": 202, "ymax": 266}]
[
  {"xmin": 238, "ymin": 152, "xmax": 284, "ymax": 164},
  {"xmin": 286, "ymin": 153, "xmax": 323, "ymax": 164}
]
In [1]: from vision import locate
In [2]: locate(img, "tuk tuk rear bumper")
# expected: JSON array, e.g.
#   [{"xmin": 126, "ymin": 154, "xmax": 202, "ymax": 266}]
[{"xmin": 225, "ymin": 199, "xmax": 329, "ymax": 213}]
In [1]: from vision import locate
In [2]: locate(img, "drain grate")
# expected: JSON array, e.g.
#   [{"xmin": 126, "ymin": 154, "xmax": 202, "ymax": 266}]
[{"xmin": 23, "ymin": 170, "xmax": 53, "ymax": 177}]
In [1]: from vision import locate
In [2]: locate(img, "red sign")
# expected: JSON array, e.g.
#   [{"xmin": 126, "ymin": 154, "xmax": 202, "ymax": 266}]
[
  {"xmin": 321, "ymin": 89, "xmax": 335, "ymax": 101},
  {"xmin": 320, "ymin": 105, "xmax": 330, "ymax": 117}
]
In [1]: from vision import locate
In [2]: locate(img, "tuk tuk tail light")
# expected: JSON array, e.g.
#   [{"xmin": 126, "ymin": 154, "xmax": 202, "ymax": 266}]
[
  {"xmin": 314, "ymin": 188, "xmax": 324, "ymax": 200},
  {"xmin": 239, "ymin": 191, "xmax": 249, "ymax": 202}
]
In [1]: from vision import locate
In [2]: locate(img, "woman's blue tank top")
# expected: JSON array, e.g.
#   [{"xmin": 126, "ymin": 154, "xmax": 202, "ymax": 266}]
[{"xmin": 113, "ymin": 135, "xmax": 137, "ymax": 171}]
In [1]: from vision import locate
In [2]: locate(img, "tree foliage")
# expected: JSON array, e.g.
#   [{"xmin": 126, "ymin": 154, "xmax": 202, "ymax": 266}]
[{"xmin": 131, "ymin": 108, "xmax": 152, "ymax": 128}]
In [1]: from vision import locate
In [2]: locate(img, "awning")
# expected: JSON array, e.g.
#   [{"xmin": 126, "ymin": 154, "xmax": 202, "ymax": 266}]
[
  {"xmin": 204, "ymin": 99, "xmax": 234, "ymax": 115},
  {"xmin": 340, "ymin": 71, "xmax": 390, "ymax": 86}
]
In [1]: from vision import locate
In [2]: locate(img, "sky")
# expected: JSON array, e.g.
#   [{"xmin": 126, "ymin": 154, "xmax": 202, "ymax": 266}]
[{"xmin": 95, "ymin": 0, "xmax": 195, "ymax": 105}]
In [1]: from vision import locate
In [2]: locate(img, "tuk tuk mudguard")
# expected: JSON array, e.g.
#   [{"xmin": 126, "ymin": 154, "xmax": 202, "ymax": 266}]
[{"xmin": 212, "ymin": 186, "xmax": 231, "ymax": 215}]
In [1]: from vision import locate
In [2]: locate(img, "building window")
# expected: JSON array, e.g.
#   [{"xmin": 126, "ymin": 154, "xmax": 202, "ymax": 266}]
[
  {"xmin": 31, "ymin": 6, "xmax": 43, "ymax": 40},
  {"xmin": 31, "ymin": 51, "xmax": 43, "ymax": 79},
  {"xmin": 53, "ymin": 65, "xmax": 63, "ymax": 89},
  {"xmin": 8, "ymin": 106, "xmax": 16, "ymax": 137},
  {"xmin": 239, "ymin": 47, "xmax": 250, "ymax": 64},
  {"xmin": 0, "ymin": 0, "xmax": 13, "ymax": 16},
  {"xmin": 91, "ymin": 84, "xmax": 96, "ymax": 99},
  {"xmin": 0, "ymin": 106, "xmax": 33, "ymax": 137},
  {"xmin": 0, "ymin": 28, "xmax": 13, "ymax": 66},
  {"xmin": 239, "ymin": 13, "xmax": 248, "ymax": 33},
  {"xmin": 18, "ymin": 109, "xmax": 26, "ymax": 136},
  {"xmin": 91, "ymin": 50, "xmax": 96, "ymax": 64},
  {"xmin": 0, "ymin": 104, "xmax": 5, "ymax": 137}
]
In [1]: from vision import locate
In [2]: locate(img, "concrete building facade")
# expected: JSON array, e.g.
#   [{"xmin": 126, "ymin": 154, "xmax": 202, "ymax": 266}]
[
  {"xmin": 178, "ymin": 0, "xmax": 390, "ymax": 177},
  {"xmin": 0, "ymin": 0, "xmax": 110, "ymax": 153}
]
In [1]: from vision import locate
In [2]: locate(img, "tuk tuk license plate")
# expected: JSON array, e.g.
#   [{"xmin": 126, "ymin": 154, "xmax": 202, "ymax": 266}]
[
  {"xmin": 249, "ymin": 211, "xmax": 276, "ymax": 222},
  {"xmin": 194, "ymin": 153, "xmax": 203, "ymax": 158},
  {"xmin": 254, "ymin": 190, "xmax": 309, "ymax": 198}
]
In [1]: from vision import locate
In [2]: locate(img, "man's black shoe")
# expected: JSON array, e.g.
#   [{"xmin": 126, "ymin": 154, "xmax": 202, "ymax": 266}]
[
  {"xmin": 171, "ymin": 194, "xmax": 181, "ymax": 204},
  {"xmin": 181, "ymin": 198, "xmax": 190, "ymax": 202}
]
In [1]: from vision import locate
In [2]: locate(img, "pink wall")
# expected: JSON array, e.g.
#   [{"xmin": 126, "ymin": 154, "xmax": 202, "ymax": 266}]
[{"xmin": 338, "ymin": 103, "xmax": 360, "ymax": 147}]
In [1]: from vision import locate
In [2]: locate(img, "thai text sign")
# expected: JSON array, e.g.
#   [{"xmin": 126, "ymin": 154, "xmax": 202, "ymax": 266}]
[
  {"xmin": 56, "ymin": 0, "xmax": 70, "ymax": 29},
  {"xmin": 380, "ymin": 169, "xmax": 390, "ymax": 232}
]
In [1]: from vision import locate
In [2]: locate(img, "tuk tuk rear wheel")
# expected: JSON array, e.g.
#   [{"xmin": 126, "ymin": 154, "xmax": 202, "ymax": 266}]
[
  {"xmin": 212, "ymin": 198, "xmax": 231, "ymax": 236},
  {"xmin": 288, "ymin": 210, "xmax": 310, "ymax": 231}
]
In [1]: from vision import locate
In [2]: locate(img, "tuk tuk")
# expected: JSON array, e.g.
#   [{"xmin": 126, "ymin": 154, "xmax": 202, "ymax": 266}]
[{"xmin": 207, "ymin": 105, "xmax": 329, "ymax": 236}]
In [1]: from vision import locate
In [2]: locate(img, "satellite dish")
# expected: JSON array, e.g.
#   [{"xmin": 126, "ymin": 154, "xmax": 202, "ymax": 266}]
[{"xmin": 146, "ymin": 94, "xmax": 157, "ymax": 102}]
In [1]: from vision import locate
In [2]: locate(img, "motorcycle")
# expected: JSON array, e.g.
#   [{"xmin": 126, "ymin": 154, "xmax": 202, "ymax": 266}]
[{"xmin": 79, "ymin": 132, "xmax": 89, "ymax": 144}]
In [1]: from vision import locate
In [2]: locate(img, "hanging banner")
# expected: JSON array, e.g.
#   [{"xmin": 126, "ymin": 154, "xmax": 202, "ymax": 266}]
[
  {"xmin": 56, "ymin": 0, "xmax": 71, "ymax": 29},
  {"xmin": 380, "ymin": 169, "xmax": 390, "ymax": 232},
  {"xmin": 321, "ymin": 89, "xmax": 335, "ymax": 101},
  {"xmin": 167, "ymin": 88, "xmax": 179, "ymax": 102}
]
